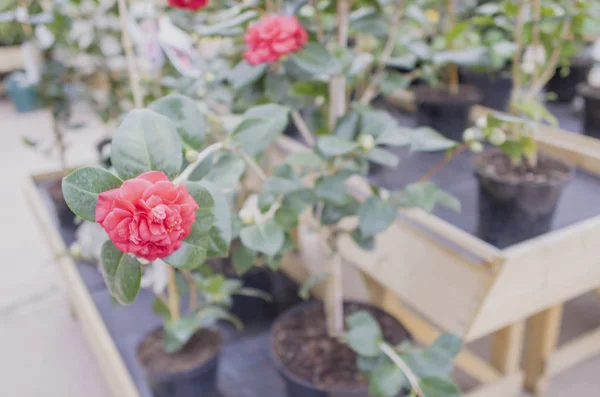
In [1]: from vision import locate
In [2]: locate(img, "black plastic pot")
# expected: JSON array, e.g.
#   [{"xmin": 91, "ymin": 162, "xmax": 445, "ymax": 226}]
[
  {"xmin": 415, "ymin": 85, "xmax": 482, "ymax": 141},
  {"xmin": 270, "ymin": 301, "xmax": 410, "ymax": 397},
  {"xmin": 48, "ymin": 179, "xmax": 76, "ymax": 227},
  {"xmin": 138, "ymin": 328, "xmax": 222, "ymax": 397},
  {"xmin": 546, "ymin": 58, "xmax": 592, "ymax": 103},
  {"xmin": 474, "ymin": 150, "xmax": 573, "ymax": 249},
  {"xmin": 578, "ymin": 84, "xmax": 600, "ymax": 139},
  {"xmin": 460, "ymin": 70, "xmax": 512, "ymax": 111},
  {"xmin": 231, "ymin": 267, "xmax": 277, "ymax": 323}
]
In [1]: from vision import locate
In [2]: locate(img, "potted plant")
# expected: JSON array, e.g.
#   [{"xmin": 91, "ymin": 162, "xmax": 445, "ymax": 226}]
[
  {"xmin": 463, "ymin": 0, "xmax": 593, "ymax": 248},
  {"xmin": 460, "ymin": 1, "xmax": 517, "ymax": 111},
  {"xmin": 408, "ymin": 0, "xmax": 487, "ymax": 140},
  {"xmin": 578, "ymin": 40, "xmax": 600, "ymax": 138}
]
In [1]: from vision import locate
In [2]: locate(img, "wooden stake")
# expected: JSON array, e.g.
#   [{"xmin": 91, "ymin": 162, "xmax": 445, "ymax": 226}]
[
  {"xmin": 117, "ymin": 0, "xmax": 143, "ymax": 108},
  {"xmin": 325, "ymin": 251, "xmax": 344, "ymax": 336},
  {"xmin": 328, "ymin": 0, "xmax": 351, "ymax": 129}
]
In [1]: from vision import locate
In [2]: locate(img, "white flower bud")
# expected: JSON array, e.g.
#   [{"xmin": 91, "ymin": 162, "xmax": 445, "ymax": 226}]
[
  {"xmin": 489, "ymin": 128, "xmax": 507, "ymax": 146},
  {"xmin": 358, "ymin": 134, "xmax": 376, "ymax": 151},
  {"xmin": 185, "ymin": 149, "xmax": 199, "ymax": 163},
  {"xmin": 136, "ymin": 257, "xmax": 150, "ymax": 265},
  {"xmin": 475, "ymin": 116, "xmax": 488, "ymax": 129},
  {"xmin": 240, "ymin": 209, "xmax": 255, "ymax": 225},
  {"xmin": 462, "ymin": 127, "xmax": 481, "ymax": 142},
  {"xmin": 315, "ymin": 96, "xmax": 325, "ymax": 106},
  {"xmin": 69, "ymin": 243, "xmax": 82, "ymax": 259},
  {"xmin": 204, "ymin": 72, "xmax": 216, "ymax": 83},
  {"xmin": 469, "ymin": 141, "xmax": 484, "ymax": 153}
]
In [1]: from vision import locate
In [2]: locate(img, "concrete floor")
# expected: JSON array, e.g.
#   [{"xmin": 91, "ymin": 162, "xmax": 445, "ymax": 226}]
[{"xmin": 1, "ymin": 99, "xmax": 600, "ymax": 396}]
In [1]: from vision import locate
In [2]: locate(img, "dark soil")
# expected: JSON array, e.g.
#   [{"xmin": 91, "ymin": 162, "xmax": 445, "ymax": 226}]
[
  {"xmin": 272, "ymin": 301, "xmax": 410, "ymax": 389},
  {"xmin": 414, "ymin": 84, "xmax": 482, "ymax": 104},
  {"xmin": 474, "ymin": 150, "xmax": 572, "ymax": 185},
  {"xmin": 137, "ymin": 328, "xmax": 222, "ymax": 375}
]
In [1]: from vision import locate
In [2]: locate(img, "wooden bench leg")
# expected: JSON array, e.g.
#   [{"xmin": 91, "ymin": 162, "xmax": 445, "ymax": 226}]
[
  {"xmin": 491, "ymin": 321, "xmax": 525, "ymax": 374},
  {"xmin": 524, "ymin": 305, "xmax": 563, "ymax": 395}
]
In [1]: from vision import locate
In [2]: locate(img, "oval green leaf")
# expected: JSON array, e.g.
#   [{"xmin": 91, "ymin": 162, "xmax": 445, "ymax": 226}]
[
  {"xmin": 149, "ymin": 94, "xmax": 206, "ymax": 150},
  {"xmin": 62, "ymin": 167, "xmax": 123, "ymax": 222},
  {"xmin": 100, "ymin": 241, "xmax": 142, "ymax": 305}
]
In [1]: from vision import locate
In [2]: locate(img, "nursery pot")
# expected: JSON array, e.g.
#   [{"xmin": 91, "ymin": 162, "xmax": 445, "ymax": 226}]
[
  {"xmin": 137, "ymin": 327, "xmax": 222, "ymax": 397},
  {"xmin": 231, "ymin": 266, "xmax": 278, "ymax": 323},
  {"xmin": 48, "ymin": 178, "xmax": 76, "ymax": 227},
  {"xmin": 546, "ymin": 58, "xmax": 592, "ymax": 103},
  {"xmin": 474, "ymin": 150, "xmax": 573, "ymax": 249},
  {"xmin": 578, "ymin": 84, "xmax": 600, "ymax": 139},
  {"xmin": 270, "ymin": 300, "xmax": 411, "ymax": 397},
  {"xmin": 415, "ymin": 85, "xmax": 482, "ymax": 141},
  {"xmin": 4, "ymin": 72, "xmax": 41, "ymax": 113},
  {"xmin": 460, "ymin": 69, "xmax": 512, "ymax": 111}
]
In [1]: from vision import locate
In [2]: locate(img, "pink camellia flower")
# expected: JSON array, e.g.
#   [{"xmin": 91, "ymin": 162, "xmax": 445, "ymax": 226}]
[
  {"xmin": 168, "ymin": 0, "xmax": 208, "ymax": 11},
  {"xmin": 243, "ymin": 15, "xmax": 308, "ymax": 65},
  {"xmin": 96, "ymin": 171, "xmax": 198, "ymax": 261}
]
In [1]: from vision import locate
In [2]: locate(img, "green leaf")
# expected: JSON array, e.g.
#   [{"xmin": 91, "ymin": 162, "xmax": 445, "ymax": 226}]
[
  {"xmin": 380, "ymin": 71, "xmax": 414, "ymax": 94},
  {"xmin": 163, "ymin": 242, "xmax": 207, "ymax": 270},
  {"xmin": 419, "ymin": 377, "xmax": 462, "ymax": 397},
  {"xmin": 376, "ymin": 127, "xmax": 412, "ymax": 147},
  {"xmin": 265, "ymin": 73, "xmax": 289, "ymax": 102},
  {"xmin": 315, "ymin": 174, "xmax": 349, "ymax": 205},
  {"xmin": 368, "ymin": 362, "xmax": 409, "ymax": 397},
  {"xmin": 395, "ymin": 182, "xmax": 461, "ymax": 213},
  {"xmin": 152, "ymin": 298, "xmax": 171, "ymax": 320},
  {"xmin": 185, "ymin": 181, "xmax": 216, "ymax": 236},
  {"xmin": 265, "ymin": 177, "xmax": 303, "ymax": 195},
  {"xmin": 240, "ymin": 221, "xmax": 285, "ymax": 256},
  {"xmin": 359, "ymin": 196, "xmax": 396, "ymax": 237},
  {"xmin": 100, "ymin": 241, "xmax": 142, "ymax": 305},
  {"xmin": 227, "ymin": 60, "xmax": 266, "ymax": 91},
  {"xmin": 350, "ymin": 229, "xmax": 375, "ymax": 250},
  {"xmin": 334, "ymin": 111, "xmax": 360, "ymax": 140},
  {"xmin": 289, "ymin": 43, "xmax": 341, "ymax": 75},
  {"xmin": 231, "ymin": 104, "xmax": 290, "ymax": 155},
  {"xmin": 364, "ymin": 148, "xmax": 400, "ymax": 167},
  {"xmin": 164, "ymin": 317, "xmax": 201, "ymax": 353},
  {"xmin": 235, "ymin": 287, "xmax": 272, "ymax": 301},
  {"xmin": 286, "ymin": 151, "xmax": 326, "ymax": 170},
  {"xmin": 149, "ymin": 94, "xmax": 206, "ymax": 150},
  {"xmin": 110, "ymin": 109, "xmax": 183, "ymax": 180},
  {"xmin": 410, "ymin": 127, "xmax": 457, "ymax": 152},
  {"xmin": 196, "ymin": 10, "xmax": 258, "ymax": 35},
  {"xmin": 282, "ymin": 188, "xmax": 317, "ymax": 213},
  {"xmin": 432, "ymin": 333, "xmax": 463, "ymax": 359},
  {"xmin": 62, "ymin": 167, "xmax": 122, "ymax": 222},
  {"xmin": 385, "ymin": 54, "xmax": 418, "ymax": 69},
  {"xmin": 317, "ymin": 136, "xmax": 359, "ymax": 157},
  {"xmin": 346, "ymin": 310, "xmax": 383, "ymax": 357},
  {"xmin": 201, "ymin": 181, "xmax": 232, "ymax": 258},
  {"xmin": 512, "ymin": 99, "xmax": 558, "ymax": 126},
  {"xmin": 275, "ymin": 207, "xmax": 299, "ymax": 231},
  {"xmin": 432, "ymin": 47, "xmax": 488, "ymax": 67},
  {"xmin": 232, "ymin": 244, "xmax": 257, "ymax": 275},
  {"xmin": 188, "ymin": 152, "xmax": 217, "ymax": 181},
  {"xmin": 197, "ymin": 305, "xmax": 243, "ymax": 330},
  {"xmin": 204, "ymin": 152, "xmax": 246, "ymax": 190},
  {"xmin": 298, "ymin": 273, "xmax": 329, "ymax": 300}
]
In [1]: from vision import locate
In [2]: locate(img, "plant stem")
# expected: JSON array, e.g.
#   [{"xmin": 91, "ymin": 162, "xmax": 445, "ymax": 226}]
[
  {"xmin": 174, "ymin": 142, "xmax": 225, "ymax": 183},
  {"xmin": 510, "ymin": 0, "xmax": 527, "ymax": 110},
  {"xmin": 291, "ymin": 110, "xmax": 316, "ymax": 147},
  {"xmin": 235, "ymin": 147, "xmax": 268, "ymax": 181},
  {"xmin": 328, "ymin": 0, "xmax": 350, "ymax": 129},
  {"xmin": 360, "ymin": 0, "xmax": 405, "ymax": 105},
  {"xmin": 167, "ymin": 267, "xmax": 180, "ymax": 321},
  {"xmin": 182, "ymin": 270, "xmax": 197, "ymax": 313},
  {"xmin": 418, "ymin": 143, "xmax": 468, "ymax": 183},
  {"xmin": 325, "ymin": 249, "xmax": 344, "ymax": 336},
  {"xmin": 445, "ymin": 0, "xmax": 459, "ymax": 95},
  {"xmin": 531, "ymin": 0, "xmax": 541, "ymax": 82},
  {"xmin": 380, "ymin": 342, "xmax": 425, "ymax": 397},
  {"xmin": 116, "ymin": 0, "xmax": 143, "ymax": 108},
  {"xmin": 311, "ymin": 0, "xmax": 325, "ymax": 41}
]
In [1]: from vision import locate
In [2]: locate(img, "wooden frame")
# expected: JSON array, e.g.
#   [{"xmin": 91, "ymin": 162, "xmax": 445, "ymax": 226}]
[
  {"xmin": 272, "ymin": 108, "xmax": 600, "ymax": 396},
  {"xmin": 0, "ymin": 45, "xmax": 26, "ymax": 74}
]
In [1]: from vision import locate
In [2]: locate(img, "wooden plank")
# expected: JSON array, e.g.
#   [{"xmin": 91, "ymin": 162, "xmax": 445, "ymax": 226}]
[
  {"xmin": 467, "ymin": 214, "xmax": 600, "ymax": 340},
  {"xmin": 0, "ymin": 46, "xmax": 25, "ymax": 74},
  {"xmin": 338, "ymin": 221, "xmax": 494, "ymax": 338},
  {"xmin": 548, "ymin": 324, "xmax": 600, "ymax": 376},
  {"xmin": 383, "ymin": 89, "xmax": 416, "ymax": 112},
  {"xmin": 490, "ymin": 322, "xmax": 525, "ymax": 374},
  {"xmin": 523, "ymin": 305, "xmax": 563, "ymax": 396},
  {"xmin": 465, "ymin": 372, "xmax": 523, "ymax": 397},
  {"xmin": 25, "ymin": 173, "xmax": 140, "ymax": 397}
]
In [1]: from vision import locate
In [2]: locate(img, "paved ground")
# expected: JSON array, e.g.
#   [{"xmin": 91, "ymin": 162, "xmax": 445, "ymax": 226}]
[{"xmin": 1, "ymin": 99, "xmax": 599, "ymax": 396}]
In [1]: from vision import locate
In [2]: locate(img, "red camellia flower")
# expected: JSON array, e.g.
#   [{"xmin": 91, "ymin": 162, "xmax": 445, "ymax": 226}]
[
  {"xmin": 243, "ymin": 15, "xmax": 308, "ymax": 65},
  {"xmin": 167, "ymin": 0, "xmax": 208, "ymax": 11},
  {"xmin": 96, "ymin": 171, "xmax": 198, "ymax": 261}
]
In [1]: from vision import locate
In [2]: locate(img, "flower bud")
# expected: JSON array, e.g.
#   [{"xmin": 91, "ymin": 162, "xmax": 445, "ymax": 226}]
[
  {"xmin": 475, "ymin": 116, "xmax": 488, "ymax": 129},
  {"xmin": 137, "ymin": 257, "xmax": 150, "ymax": 265},
  {"xmin": 185, "ymin": 149, "xmax": 199, "ymax": 163},
  {"xmin": 358, "ymin": 134, "xmax": 376, "ymax": 151},
  {"xmin": 69, "ymin": 243, "xmax": 82, "ymax": 259},
  {"xmin": 462, "ymin": 127, "xmax": 480, "ymax": 142},
  {"xmin": 204, "ymin": 72, "xmax": 215, "ymax": 82},
  {"xmin": 469, "ymin": 141, "xmax": 484, "ymax": 153},
  {"xmin": 489, "ymin": 128, "xmax": 507, "ymax": 146},
  {"xmin": 239, "ymin": 209, "xmax": 255, "ymax": 225},
  {"xmin": 315, "ymin": 96, "xmax": 325, "ymax": 106}
]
